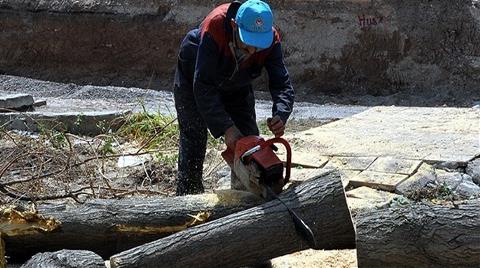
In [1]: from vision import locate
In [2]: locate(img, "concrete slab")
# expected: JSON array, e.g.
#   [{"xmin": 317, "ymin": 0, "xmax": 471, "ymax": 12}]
[
  {"xmin": 395, "ymin": 163, "xmax": 436, "ymax": 195},
  {"xmin": 350, "ymin": 170, "xmax": 409, "ymax": 192},
  {"xmin": 289, "ymin": 107, "xmax": 480, "ymax": 164},
  {"xmin": 323, "ymin": 156, "xmax": 377, "ymax": 170},
  {"xmin": 0, "ymin": 110, "xmax": 130, "ymax": 136},
  {"xmin": 366, "ymin": 157, "xmax": 422, "ymax": 175},
  {"xmin": 346, "ymin": 186, "xmax": 400, "ymax": 212},
  {"xmin": 289, "ymin": 168, "xmax": 358, "ymax": 188},
  {"xmin": 277, "ymin": 150, "xmax": 329, "ymax": 168},
  {"xmin": 0, "ymin": 94, "xmax": 34, "ymax": 111}
]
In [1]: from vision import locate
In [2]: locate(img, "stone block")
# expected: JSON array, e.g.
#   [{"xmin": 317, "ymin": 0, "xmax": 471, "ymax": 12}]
[
  {"xmin": 435, "ymin": 169, "xmax": 464, "ymax": 190},
  {"xmin": 289, "ymin": 168, "xmax": 358, "ymax": 188},
  {"xmin": 0, "ymin": 110, "xmax": 130, "ymax": 136},
  {"xmin": 395, "ymin": 163, "xmax": 436, "ymax": 195},
  {"xmin": 277, "ymin": 150, "xmax": 329, "ymax": 168},
  {"xmin": 350, "ymin": 171, "xmax": 408, "ymax": 192},
  {"xmin": 367, "ymin": 157, "xmax": 422, "ymax": 175},
  {"xmin": 466, "ymin": 158, "xmax": 480, "ymax": 185},
  {"xmin": 0, "ymin": 94, "xmax": 34, "ymax": 111},
  {"xmin": 323, "ymin": 156, "xmax": 377, "ymax": 170},
  {"xmin": 455, "ymin": 180, "xmax": 480, "ymax": 199}
]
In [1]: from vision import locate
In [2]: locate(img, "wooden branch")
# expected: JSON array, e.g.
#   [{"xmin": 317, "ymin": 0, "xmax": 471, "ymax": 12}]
[
  {"xmin": 356, "ymin": 199, "xmax": 480, "ymax": 267},
  {"xmin": 109, "ymin": 171, "xmax": 355, "ymax": 268}
]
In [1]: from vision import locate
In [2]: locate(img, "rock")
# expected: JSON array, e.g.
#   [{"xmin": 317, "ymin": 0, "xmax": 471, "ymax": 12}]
[
  {"xmin": 466, "ymin": 158, "xmax": 480, "ymax": 185},
  {"xmin": 435, "ymin": 169, "xmax": 464, "ymax": 190},
  {"xmin": 455, "ymin": 180, "xmax": 480, "ymax": 199},
  {"xmin": 0, "ymin": 94, "xmax": 34, "ymax": 111},
  {"xmin": 20, "ymin": 250, "xmax": 104, "ymax": 268},
  {"xmin": 433, "ymin": 161, "xmax": 462, "ymax": 170},
  {"xmin": 395, "ymin": 163, "xmax": 437, "ymax": 196}
]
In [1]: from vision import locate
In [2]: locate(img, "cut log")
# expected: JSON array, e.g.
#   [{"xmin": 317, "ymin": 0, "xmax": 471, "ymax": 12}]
[
  {"xmin": 3, "ymin": 190, "xmax": 263, "ymax": 261},
  {"xmin": 20, "ymin": 250, "xmax": 104, "ymax": 268},
  {"xmin": 110, "ymin": 170, "xmax": 355, "ymax": 268},
  {"xmin": 356, "ymin": 199, "xmax": 480, "ymax": 267}
]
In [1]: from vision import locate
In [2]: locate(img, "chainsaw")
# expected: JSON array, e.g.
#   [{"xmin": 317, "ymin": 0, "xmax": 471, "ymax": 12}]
[{"xmin": 222, "ymin": 135, "xmax": 317, "ymax": 248}]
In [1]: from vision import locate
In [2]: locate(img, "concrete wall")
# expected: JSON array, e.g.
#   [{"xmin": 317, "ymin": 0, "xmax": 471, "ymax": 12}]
[{"xmin": 1, "ymin": 0, "xmax": 479, "ymax": 100}]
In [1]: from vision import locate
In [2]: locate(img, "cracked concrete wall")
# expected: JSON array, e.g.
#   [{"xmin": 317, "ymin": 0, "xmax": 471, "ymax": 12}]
[{"xmin": 1, "ymin": 0, "xmax": 480, "ymax": 97}]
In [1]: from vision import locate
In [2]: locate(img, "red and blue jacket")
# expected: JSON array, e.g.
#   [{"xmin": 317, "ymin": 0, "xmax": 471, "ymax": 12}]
[{"xmin": 175, "ymin": 2, "xmax": 294, "ymax": 138}]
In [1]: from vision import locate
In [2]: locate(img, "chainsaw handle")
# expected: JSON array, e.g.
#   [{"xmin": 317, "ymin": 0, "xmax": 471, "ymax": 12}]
[{"xmin": 262, "ymin": 137, "xmax": 292, "ymax": 183}]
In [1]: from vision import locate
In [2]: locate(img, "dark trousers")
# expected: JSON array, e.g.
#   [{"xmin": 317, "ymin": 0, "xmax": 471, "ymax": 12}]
[
  {"xmin": 174, "ymin": 83, "xmax": 259, "ymax": 196},
  {"xmin": 174, "ymin": 29, "xmax": 259, "ymax": 195}
]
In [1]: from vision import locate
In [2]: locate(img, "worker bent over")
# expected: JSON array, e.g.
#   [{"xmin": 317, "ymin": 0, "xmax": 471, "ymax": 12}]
[{"xmin": 174, "ymin": 0, "xmax": 294, "ymax": 196}]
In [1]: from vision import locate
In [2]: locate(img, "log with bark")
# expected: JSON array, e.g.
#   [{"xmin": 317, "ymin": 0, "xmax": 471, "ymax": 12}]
[
  {"xmin": 110, "ymin": 170, "xmax": 355, "ymax": 268},
  {"xmin": 356, "ymin": 199, "xmax": 480, "ymax": 268},
  {"xmin": 3, "ymin": 190, "xmax": 264, "ymax": 261}
]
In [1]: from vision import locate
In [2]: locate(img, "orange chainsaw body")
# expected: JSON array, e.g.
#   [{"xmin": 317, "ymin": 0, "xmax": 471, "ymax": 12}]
[{"xmin": 222, "ymin": 136, "xmax": 292, "ymax": 197}]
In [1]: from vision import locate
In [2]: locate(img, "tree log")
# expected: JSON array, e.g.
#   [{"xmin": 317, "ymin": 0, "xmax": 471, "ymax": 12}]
[
  {"xmin": 3, "ymin": 190, "xmax": 263, "ymax": 261},
  {"xmin": 110, "ymin": 171, "xmax": 355, "ymax": 268},
  {"xmin": 356, "ymin": 199, "xmax": 480, "ymax": 267}
]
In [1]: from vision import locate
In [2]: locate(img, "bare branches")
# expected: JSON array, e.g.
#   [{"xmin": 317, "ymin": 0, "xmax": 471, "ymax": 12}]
[
  {"xmin": 0, "ymin": 128, "xmax": 174, "ymax": 204},
  {"xmin": 0, "ymin": 110, "xmax": 184, "ymax": 204}
]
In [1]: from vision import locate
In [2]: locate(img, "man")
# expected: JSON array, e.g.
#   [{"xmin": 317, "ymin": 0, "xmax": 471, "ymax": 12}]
[{"xmin": 174, "ymin": 0, "xmax": 294, "ymax": 196}]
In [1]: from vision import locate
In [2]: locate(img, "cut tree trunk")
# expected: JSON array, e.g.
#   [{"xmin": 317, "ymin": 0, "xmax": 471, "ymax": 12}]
[
  {"xmin": 110, "ymin": 170, "xmax": 355, "ymax": 268},
  {"xmin": 356, "ymin": 199, "xmax": 480, "ymax": 268},
  {"xmin": 3, "ymin": 190, "xmax": 263, "ymax": 261}
]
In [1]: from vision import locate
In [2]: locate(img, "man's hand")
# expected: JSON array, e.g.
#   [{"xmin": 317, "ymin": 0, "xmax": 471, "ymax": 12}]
[
  {"xmin": 224, "ymin": 125, "xmax": 243, "ymax": 150},
  {"xmin": 267, "ymin": 115, "xmax": 285, "ymax": 137}
]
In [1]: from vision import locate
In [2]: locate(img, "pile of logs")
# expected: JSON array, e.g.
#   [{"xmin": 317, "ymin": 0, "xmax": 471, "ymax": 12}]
[{"xmin": 1, "ymin": 171, "xmax": 479, "ymax": 267}]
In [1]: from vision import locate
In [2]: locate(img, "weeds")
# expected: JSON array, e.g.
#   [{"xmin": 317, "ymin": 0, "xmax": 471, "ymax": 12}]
[{"xmin": 118, "ymin": 105, "xmax": 178, "ymax": 151}]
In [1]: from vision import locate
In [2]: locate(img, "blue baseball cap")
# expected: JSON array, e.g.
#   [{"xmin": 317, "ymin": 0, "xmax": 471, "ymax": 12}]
[{"xmin": 235, "ymin": 0, "xmax": 274, "ymax": 49}]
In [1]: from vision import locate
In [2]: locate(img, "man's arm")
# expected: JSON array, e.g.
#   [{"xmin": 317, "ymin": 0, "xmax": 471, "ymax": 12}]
[
  {"xmin": 264, "ymin": 42, "xmax": 295, "ymax": 127},
  {"xmin": 193, "ymin": 32, "xmax": 234, "ymax": 138}
]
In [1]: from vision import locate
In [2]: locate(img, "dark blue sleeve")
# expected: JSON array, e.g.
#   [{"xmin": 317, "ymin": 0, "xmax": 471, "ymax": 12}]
[
  {"xmin": 193, "ymin": 33, "xmax": 234, "ymax": 138},
  {"xmin": 264, "ymin": 42, "xmax": 295, "ymax": 124}
]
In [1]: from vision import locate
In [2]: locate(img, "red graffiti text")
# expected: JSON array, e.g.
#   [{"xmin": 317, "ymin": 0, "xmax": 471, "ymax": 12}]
[{"xmin": 358, "ymin": 15, "xmax": 384, "ymax": 28}]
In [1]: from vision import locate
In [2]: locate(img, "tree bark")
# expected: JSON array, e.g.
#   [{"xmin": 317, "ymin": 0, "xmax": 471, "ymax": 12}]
[
  {"xmin": 3, "ymin": 190, "xmax": 263, "ymax": 261},
  {"xmin": 356, "ymin": 199, "xmax": 480, "ymax": 268},
  {"xmin": 110, "ymin": 171, "xmax": 355, "ymax": 268}
]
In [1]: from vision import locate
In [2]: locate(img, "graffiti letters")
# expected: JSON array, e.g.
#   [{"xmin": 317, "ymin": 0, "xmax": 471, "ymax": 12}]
[{"xmin": 358, "ymin": 15, "xmax": 384, "ymax": 28}]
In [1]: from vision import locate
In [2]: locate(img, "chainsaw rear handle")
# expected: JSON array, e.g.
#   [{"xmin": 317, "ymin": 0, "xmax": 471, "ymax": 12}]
[{"xmin": 261, "ymin": 137, "xmax": 292, "ymax": 183}]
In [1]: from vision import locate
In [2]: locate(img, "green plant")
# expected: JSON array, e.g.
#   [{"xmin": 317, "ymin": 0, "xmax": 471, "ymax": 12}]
[
  {"xmin": 74, "ymin": 113, "xmax": 85, "ymax": 127},
  {"xmin": 390, "ymin": 196, "xmax": 410, "ymax": 206},
  {"xmin": 38, "ymin": 124, "xmax": 68, "ymax": 149},
  {"xmin": 100, "ymin": 136, "xmax": 115, "ymax": 156},
  {"xmin": 154, "ymin": 152, "xmax": 178, "ymax": 167},
  {"xmin": 117, "ymin": 106, "xmax": 179, "ymax": 151},
  {"xmin": 257, "ymin": 120, "xmax": 270, "ymax": 136},
  {"xmin": 438, "ymin": 182, "xmax": 453, "ymax": 198},
  {"xmin": 96, "ymin": 120, "xmax": 111, "ymax": 134}
]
